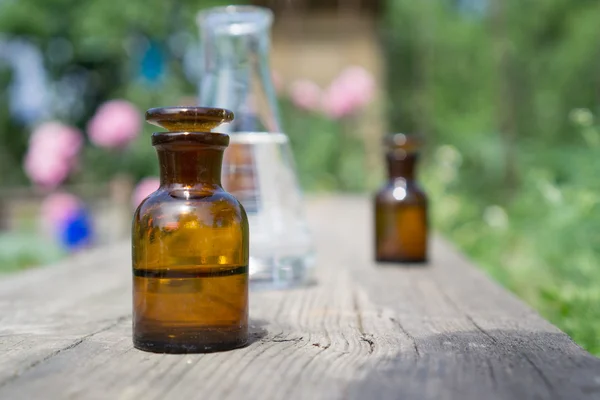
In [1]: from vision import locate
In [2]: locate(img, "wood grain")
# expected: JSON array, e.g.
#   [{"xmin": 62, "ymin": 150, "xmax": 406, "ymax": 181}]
[{"xmin": 0, "ymin": 196, "xmax": 598, "ymax": 400}]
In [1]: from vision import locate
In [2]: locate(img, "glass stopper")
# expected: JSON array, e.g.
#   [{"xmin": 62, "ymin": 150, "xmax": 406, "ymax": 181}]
[{"xmin": 145, "ymin": 107, "xmax": 234, "ymax": 132}]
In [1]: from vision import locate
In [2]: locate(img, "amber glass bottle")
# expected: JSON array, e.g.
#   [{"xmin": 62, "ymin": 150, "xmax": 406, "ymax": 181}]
[
  {"xmin": 132, "ymin": 107, "xmax": 249, "ymax": 353},
  {"xmin": 374, "ymin": 133, "xmax": 428, "ymax": 263}
]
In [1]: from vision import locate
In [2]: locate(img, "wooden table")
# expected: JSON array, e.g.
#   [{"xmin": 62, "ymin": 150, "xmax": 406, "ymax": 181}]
[{"xmin": 1, "ymin": 197, "xmax": 599, "ymax": 399}]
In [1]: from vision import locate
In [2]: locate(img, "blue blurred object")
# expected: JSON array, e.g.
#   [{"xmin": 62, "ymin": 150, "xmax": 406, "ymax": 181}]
[
  {"xmin": 0, "ymin": 38, "xmax": 50, "ymax": 124},
  {"xmin": 139, "ymin": 40, "xmax": 165, "ymax": 83},
  {"xmin": 60, "ymin": 208, "xmax": 94, "ymax": 251}
]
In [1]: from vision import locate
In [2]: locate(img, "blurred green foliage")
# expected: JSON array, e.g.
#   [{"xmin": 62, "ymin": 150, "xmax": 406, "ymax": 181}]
[
  {"xmin": 383, "ymin": 0, "xmax": 600, "ymax": 354},
  {"xmin": 1, "ymin": 0, "xmax": 367, "ymax": 275},
  {"xmin": 0, "ymin": 0, "xmax": 237, "ymax": 186},
  {"xmin": 0, "ymin": 232, "xmax": 64, "ymax": 272},
  {"xmin": 0, "ymin": 0, "xmax": 243, "ymax": 272},
  {"xmin": 281, "ymin": 98, "xmax": 368, "ymax": 192},
  {"xmin": 0, "ymin": 0, "xmax": 364, "ymax": 191}
]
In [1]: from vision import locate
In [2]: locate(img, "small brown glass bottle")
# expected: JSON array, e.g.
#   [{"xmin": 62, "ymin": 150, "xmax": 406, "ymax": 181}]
[
  {"xmin": 374, "ymin": 133, "xmax": 428, "ymax": 263},
  {"xmin": 132, "ymin": 107, "xmax": 249, "ymax": 353}
]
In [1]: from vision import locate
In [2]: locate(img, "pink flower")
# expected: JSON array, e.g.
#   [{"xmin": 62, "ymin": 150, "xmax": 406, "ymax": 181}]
[
  {"xmin": 87, "ymin": 100, "xmax": 142, "ymax": 149},
  {"xmin": 25, "ymin": 155, "xmax": 71, "ymax": 189},
  {"xmin": 24, "ymin": 122, "xmax": 83, "ymax": 189},
  {"xmin": 322, "ymin": 66, "xmax": 376, "ymax": 119},
  {"xmin": 289, "ymin": 80, "xmax": 322, "ymax": 112},
  {"xmin": 29, "ymin": 122, "xmax": 83, "ymax": 159},
  {"xmin": 40, "ymin": 192, "xmax": 82, "ymax": 230},
  {"xmin": 132, "ymin": 177, "xmax": 160, "ymax": 208}
]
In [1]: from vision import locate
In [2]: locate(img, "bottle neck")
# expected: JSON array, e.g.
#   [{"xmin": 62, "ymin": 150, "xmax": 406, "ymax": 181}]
[
  {"xmin": 386, "ymin": 151, "xmax": 419, "ymax": 181},
  {"xmin": 156, "ymin": 146, "xmax": 224, "ymax": 188}
]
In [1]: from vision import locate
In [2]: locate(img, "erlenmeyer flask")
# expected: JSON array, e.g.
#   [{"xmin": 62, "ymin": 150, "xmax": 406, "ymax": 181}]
[{"xmin": 197, "ymin": 6, "xmax": 314, "ymax": 288}]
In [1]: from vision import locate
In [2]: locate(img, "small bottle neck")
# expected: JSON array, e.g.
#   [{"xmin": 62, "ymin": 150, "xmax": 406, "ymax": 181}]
[
  {"xmin": 156, "ymin": 146, "xmax": 224, "ymax": 188},
  {"xmin": 386, "ymin": 151, "xmax": 419, "ymax": 181}
]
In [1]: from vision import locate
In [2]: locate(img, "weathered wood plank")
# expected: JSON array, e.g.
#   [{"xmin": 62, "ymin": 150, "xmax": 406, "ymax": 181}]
[
  {"xmin": 310, "ymin": 197, "xmax": 600, "ymax": 400},
  {"xmin": 0, "ymin": 196, "xmax": 598, "ymax": 400},
  {"xmin": 0, "ymin": 244, "xmax": 130, "ymax": 384}
]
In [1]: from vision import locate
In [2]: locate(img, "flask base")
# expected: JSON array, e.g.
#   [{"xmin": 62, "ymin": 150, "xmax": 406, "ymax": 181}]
[{"xmin": 249, "ymin": 254, "xmax": 315, "ymax": 290}]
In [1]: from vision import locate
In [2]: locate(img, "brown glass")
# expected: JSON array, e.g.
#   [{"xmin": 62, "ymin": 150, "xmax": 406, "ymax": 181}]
[
  {"xmin": 132, "ymin": 107, "xmax": 249, "ymax": 353},
  {"xmin": 374, "ymin": 133, "xmax": 428, "ymax": 263}
]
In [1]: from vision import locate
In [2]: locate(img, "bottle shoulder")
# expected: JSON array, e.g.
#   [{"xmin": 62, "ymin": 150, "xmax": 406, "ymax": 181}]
[{"xmin": 133, "ymin": 188, "xmax": 247, "ymax": 226}]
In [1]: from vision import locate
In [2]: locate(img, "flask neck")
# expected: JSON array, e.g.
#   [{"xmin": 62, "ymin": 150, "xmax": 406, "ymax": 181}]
[
  {"xmin": 201, "ymin": 25, "xmax": 270, "ymax": 74},
  {"xmin": 156, "ymin": 145, "xmax": 224, "ymax": 188},
  {"xmin": 386, "ymin": 151, "xmax": 419, "ymax": 181},
  {"xmin": 198, "ymin": 9, "xmax": 280, "ymax": 133}
]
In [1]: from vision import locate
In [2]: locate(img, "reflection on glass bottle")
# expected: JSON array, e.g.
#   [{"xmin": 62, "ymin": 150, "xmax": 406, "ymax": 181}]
[
  {"xmin": 197, "ymin": 6, "xmax": 314, "ymax": 288},
  {"xmin": 374, "ymin": 133, "xmax": 428, "ymax": 263},
  {"xmin": 132, "ymin": 107, "xmax": 249, "ymax": 353}
]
